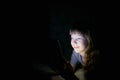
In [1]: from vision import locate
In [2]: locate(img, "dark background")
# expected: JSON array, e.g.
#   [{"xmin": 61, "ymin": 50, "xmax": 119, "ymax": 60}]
[{"xmin": 27, "ymin": 3, "xmax": 119, "ymax": 80}]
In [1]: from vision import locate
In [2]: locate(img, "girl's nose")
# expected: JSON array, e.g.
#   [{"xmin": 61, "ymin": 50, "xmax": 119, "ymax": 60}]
[{"xmin": 73, "ymin": 40, "xmax": 77, "ymax": 44}]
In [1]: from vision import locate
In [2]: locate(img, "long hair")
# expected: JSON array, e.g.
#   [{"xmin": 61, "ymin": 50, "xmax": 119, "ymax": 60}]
[{"xmin": 70, "ymin": 23, "xmax": 99, "ymax": 73}]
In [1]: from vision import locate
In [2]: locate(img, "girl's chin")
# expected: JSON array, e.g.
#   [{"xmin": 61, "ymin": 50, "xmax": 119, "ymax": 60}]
[{"xmin": 74, "ymin": 50, "xmax": 80, "ymax": 53}]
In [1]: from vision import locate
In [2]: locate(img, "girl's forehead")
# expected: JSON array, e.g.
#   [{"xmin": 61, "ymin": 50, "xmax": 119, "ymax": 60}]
[
  {"xmin": 70, "ymin": 31, "xmax": 82, "ymax": 36},
  {"xmin": 71, "ymin": 32, "xmax": 84, "ymax": 38}
]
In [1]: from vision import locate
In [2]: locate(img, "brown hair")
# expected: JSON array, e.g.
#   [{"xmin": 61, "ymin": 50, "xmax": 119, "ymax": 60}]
[{"xmin": 70, "ymin": 23, "xmax": 99, "ymax": 73}]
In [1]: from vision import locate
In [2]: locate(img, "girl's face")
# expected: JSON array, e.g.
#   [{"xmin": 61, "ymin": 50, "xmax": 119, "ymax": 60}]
[{"xmin": 70, "ymin": 31, "xmax": 87, "ymax": 54}]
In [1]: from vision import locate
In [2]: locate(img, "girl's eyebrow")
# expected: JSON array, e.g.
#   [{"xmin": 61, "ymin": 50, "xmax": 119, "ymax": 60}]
[
  {"xmin": 71, "ymin": 37, "xmax": 83, "ymax": 40},
  {"xmin": 76, "ymin": 38, "xmax": 84, "ymax": 40}
]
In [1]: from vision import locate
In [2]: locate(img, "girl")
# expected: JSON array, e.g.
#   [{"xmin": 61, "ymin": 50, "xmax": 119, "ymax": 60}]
[{"xmin": 69, "ymin": 23, "xmax": 100, "ymax": 80}]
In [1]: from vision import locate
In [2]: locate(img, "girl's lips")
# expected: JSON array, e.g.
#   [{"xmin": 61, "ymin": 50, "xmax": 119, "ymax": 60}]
[{"xmin": 74, "ymin": 47, "xmax": 79, "ymax": 48}]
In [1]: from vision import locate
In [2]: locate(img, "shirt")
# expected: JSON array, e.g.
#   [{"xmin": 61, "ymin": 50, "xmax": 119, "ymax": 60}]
[{"xmin": 70, "ymin": 50, "xmax": 83, "ymax": 65}]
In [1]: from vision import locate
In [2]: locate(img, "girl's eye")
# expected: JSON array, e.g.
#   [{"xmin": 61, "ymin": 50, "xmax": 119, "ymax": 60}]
[{"xmin": 76, "ymin": 38, "xmax": 83, "ymax": 41}]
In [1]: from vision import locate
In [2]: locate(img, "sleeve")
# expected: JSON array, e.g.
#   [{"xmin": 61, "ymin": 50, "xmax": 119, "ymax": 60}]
[{"xmin": 70, "ymin": 51, "xmax": 78, "ymax": 66}]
